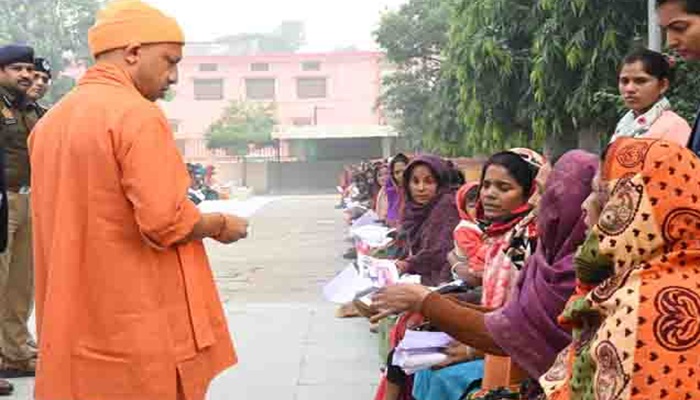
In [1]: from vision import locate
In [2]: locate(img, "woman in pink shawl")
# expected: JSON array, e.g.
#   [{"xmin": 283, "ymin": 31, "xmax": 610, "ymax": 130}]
[{"xmin": 372, "ymin": 150, "xmax": 598, "ymax": 398}]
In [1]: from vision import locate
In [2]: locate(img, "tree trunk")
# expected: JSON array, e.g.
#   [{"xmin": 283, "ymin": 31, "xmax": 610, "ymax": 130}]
[
  {"xmin": 544, "ymin": 132, "xmax": 578, "ymax": 163},
  {"xmin": 577, "ymin": 127, "xmax": 602, "ymax": 155}
]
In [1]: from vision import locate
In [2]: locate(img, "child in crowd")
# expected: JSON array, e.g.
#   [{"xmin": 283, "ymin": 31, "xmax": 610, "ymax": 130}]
[{"xmin": 448, "ymin": 182, "xmax": 486, "ymax": 286}]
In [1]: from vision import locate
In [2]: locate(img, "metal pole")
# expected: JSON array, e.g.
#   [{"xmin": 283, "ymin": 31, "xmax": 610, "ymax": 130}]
[{"xmin": 649, "ymin": 0, "xmax": 662, "ymax": 51}]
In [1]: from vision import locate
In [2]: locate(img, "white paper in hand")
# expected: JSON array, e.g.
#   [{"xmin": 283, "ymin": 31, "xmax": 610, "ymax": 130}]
[
  {"xmin": 351, "ymin": 209, "xmax": 380, "ymax": 229},
  {"xmin": 350, "ymin": 224, "xmax": 392, "ymax": 247},
  {"xmin": 322, "ymin": 264, "xmax": 373, "ymax": 304},
  {"xmin": 371, "ymin": 258, "xmax": 400, "ymax": 287}
]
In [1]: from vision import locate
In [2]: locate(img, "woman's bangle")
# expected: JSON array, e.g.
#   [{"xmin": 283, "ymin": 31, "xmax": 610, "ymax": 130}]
[
  {"xmin": 466, "ymin": 346, "xmax": 476, "ymax": 361},
  {"xmin": 450, "ymin": 262, "xmax": 467, "ymax": 280}
]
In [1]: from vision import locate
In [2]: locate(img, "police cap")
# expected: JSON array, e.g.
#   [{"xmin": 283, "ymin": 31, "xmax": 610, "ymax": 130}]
[
  {"xmin": 0, "ymin": 44, "xmax": 34, "ymax": 67},
  {"xmin": 34, "ymin": 57, "xmax": 52, "ymax": 79}
]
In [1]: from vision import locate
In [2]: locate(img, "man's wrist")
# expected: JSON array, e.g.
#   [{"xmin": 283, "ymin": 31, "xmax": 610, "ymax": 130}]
[{"xmin": 213, "ymin": 213, "xmax": 227, "ymax": 239}]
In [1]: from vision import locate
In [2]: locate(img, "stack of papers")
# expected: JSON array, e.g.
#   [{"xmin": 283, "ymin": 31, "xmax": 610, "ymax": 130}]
[{"xmin": 392, "ymin": 330, "xmax": 454, "ymax": 374}]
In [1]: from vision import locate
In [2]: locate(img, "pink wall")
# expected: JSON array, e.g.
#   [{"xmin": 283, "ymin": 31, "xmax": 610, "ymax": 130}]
[{"xmin": 158, "ymin": 51, "xmax": 384, "ymax": 161}]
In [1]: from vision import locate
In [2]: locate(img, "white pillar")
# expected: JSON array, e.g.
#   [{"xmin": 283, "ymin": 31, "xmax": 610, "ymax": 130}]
[
  {"xmin": 649, "ymin": 0, "xmax": 663, "ymax": 51},
  {"xmin": 381, "ymin": 137, "xmax": 394, "ymax": 159}
]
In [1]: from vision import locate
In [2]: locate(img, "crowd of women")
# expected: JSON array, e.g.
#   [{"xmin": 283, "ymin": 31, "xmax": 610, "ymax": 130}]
[{"xmin": 335, "ymin": 48, "xmax": 700, "ymax": 400}]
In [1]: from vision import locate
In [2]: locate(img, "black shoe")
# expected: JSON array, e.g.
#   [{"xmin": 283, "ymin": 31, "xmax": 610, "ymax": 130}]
[
  {"xmin": 0, "ymin": 379, "xmax": 12, "ymax": 396},
  {"xmin": 0, "ymin": 357, "xmax": 36, "ymax": 378},
  {"xmin": 343, "ymin": 248, "xmax": 357, "ymax": 259}
]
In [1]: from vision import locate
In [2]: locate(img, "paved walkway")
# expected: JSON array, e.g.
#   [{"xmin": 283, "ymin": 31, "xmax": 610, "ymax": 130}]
[{"xmin": 8, "ymin": 196, "xmax": 380, "ymax": 399}]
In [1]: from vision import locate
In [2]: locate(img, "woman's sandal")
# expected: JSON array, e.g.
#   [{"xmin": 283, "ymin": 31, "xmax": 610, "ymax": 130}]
[{"xmin": 0, "ymin": 379, "xmax": 13, "ymax": 396}]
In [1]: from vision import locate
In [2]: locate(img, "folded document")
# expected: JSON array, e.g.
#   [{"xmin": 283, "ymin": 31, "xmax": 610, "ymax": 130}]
[{"xmin": 392, "ymin": 330, "xmax": 454, "ymax": 374}]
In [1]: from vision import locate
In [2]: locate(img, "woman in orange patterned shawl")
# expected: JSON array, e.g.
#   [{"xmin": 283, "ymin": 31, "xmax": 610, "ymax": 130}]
[{"xmin": 541, "ymin": 137, "xmax": 700, "ymax": 400}]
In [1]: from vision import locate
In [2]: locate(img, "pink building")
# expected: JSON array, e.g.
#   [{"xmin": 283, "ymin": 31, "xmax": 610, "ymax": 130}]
[{"xmin": 159, "ymin": 50, "xmax": 397, "ymax": 164}]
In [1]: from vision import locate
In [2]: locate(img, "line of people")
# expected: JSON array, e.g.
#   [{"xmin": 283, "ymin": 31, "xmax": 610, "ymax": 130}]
[{"xmin": 336, "ymin": 43, "xmax": 700, "ymax": 400}]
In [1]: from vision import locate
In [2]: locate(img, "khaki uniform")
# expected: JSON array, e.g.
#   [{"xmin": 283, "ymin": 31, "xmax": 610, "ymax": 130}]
[{"xmin": 0, "ymin": 86, "xmax": 41, "ymax": 362}]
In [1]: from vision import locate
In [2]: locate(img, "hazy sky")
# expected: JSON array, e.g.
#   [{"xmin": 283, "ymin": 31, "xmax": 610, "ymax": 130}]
[{"xmin": 145, "ymin": 0, "xmax": 407, "ymax": 51}]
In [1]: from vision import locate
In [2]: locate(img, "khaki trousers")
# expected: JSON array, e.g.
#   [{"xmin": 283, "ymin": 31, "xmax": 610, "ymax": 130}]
[{"xmin": 0, "ymin": 192, "xmax": 33, "ymax": 361}]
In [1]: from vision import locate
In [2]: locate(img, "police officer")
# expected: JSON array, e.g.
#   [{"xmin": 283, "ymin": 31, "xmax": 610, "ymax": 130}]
[
  {"xmin": 0, "ymin": 44, "xmax": 41, "ymax": 380},
  {"xmin": 26, "ymin": 57, "xmax": 51, "ymax": 114}
]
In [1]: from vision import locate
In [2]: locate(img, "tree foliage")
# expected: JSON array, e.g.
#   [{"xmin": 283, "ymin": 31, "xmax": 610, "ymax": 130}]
[
  {"xmin": 205, "ymin": 101, "xmax": 277, "ymax": 155},
  {"xmin": 380, "ymin": 0, "xmax": 699, "ymax": 158},
  {"xmin": 374, "ymin": 0, "xmax": 458, "ymax": 152},
  {"xmin": 667, "ymin": 56, "xmax": 700, "ymax": 123},
  {"xmin": 445, "ymin": 0, "xmax": 649, "ymax": 157},
  {"xmin": 446, "ymin": 0, "xmax": 538, "ymax": 154},
  {"xmin": 529, "ymin": 0, "xmax": 646, "ymax": 154},
  {"xmin": 0, "ymin": 0, "xmax": 102, "ymax": 104}
]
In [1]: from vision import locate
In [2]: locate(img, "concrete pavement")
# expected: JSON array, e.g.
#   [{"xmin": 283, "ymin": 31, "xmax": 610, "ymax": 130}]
[{"xmin": 7, "ymin": 195, "xmax": 380, "ymax": 399}]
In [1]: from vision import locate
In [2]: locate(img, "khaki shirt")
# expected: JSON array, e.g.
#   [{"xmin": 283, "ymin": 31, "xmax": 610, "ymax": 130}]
[{"xmin": 0, "ymin": 86, "xmax": 41, "ymax": 191}]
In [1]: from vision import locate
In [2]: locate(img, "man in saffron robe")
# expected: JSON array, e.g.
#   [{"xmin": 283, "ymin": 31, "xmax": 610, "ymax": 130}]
[{"xmin": 28, "ymin": 1, "xmax": 247, "ymax": 398}]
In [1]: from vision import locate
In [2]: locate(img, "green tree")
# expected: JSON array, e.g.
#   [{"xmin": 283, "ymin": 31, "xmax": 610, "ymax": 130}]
[
  {"xmin": 205, "ymin": 101, "xmax": 277, "ymax": 156},
  {"xmin": 421, "ymin": 65, "xmax": 469, "ymax": 156},
  {"xmin": 667, "ymin": 55, "xmax": 700, "ymax": 123},
  {"xmin": 446, "ymin": 0, "xmax": 538, "ymax": 155},
  {"xmin": 446, "ymin": 0, "xmax": 651, "ymax": 158},
  {"xmin": 529, "ymin": 0, "xmax": 646, "ymax": 156},
  {"xmin": 270, "ymin": 21, "xmax": 305, "ymax": 52},
  {"xmin": 374, "ymin": 0, "xmax": 457, "ymax": 153},
  {"xmin": 0, "ymin": 0, "xmax": 102, "ymax": 104},
  {"xmin": 206, "ymin": 101, "xmax": 276, "ymax": 188}
]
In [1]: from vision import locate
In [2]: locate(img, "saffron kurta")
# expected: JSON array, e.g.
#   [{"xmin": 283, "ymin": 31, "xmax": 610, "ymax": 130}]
[{"xmin": 29, "ymin": 63, "xmax": 236, "ymax": 400}]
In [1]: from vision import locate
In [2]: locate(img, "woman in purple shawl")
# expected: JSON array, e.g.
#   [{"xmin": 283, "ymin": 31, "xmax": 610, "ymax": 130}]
[
  {"xmin": 372, "ymin": 150, "xmax": 598, "ymax": 396},
  {"xmin": 395, "ymin": 155, "xmax": 461, "ymax": 287},
  {"xmin": 483, "ymin": 150, "xmax": 597, "ymax": 378}
]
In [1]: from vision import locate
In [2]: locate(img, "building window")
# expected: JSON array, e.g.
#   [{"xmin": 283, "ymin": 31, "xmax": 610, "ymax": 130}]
[
  {"xmin": 297, "ymin": 77, "xmax": 327, "ymax": 99},
  {"xmin": 301, "ymin": 61, "xmax": 321, "ymax": 71},
  {"xmin": 250, "ymin": 62, "xmax": 270, "ymax": 72},
  {"xmin": 245, "ymin": 78, "xmax": 276, "ymax": 100},
  {"xmin": 292, "ymin": 117, "xmax": 312, "ymax": 126},
  {"xmin": 194, "ymin": 78, "xmax": 224, "ymax": 100},
  {"xmin": 199, "ymin": 63, "xmax": 218, "ymax": 72},
  {"xmin": 169, "ymin": 119, "xmax": 180, "ymax": 133}
]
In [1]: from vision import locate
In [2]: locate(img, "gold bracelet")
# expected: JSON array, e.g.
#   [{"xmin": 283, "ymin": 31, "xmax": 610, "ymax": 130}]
[{"xmin": 466, "ymin": 346, "xmax": 475, "ymax": 361}]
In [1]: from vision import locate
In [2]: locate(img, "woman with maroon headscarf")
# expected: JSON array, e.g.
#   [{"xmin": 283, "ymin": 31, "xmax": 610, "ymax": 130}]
[
  {"xmin": 395, "ymin": 155, "xmax": 461, "ymax": 287},
  {"xmin": 376, "ymin": 155, "xmax": 461, "ymax": 400}
]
